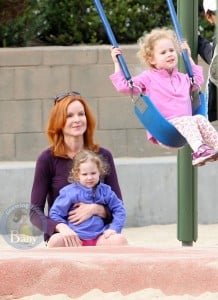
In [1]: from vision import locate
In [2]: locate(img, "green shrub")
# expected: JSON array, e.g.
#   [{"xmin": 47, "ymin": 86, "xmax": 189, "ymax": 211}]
[
  {"xmin": 34, "ymin": 0, "xmax": 176, "ymax": 45},
  {"xmin": 0, "ymin": 0, "xmax": 43, "ymax": 47},
  {"xmin": 0, "ymin": 0, "xmax": 215, "ymax": 47}
]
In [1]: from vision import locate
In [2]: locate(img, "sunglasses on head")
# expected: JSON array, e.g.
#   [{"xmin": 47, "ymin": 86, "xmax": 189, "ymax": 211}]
[{"xmin": 54, "ymin": 91, "xmax": 81, "ymax": 104}]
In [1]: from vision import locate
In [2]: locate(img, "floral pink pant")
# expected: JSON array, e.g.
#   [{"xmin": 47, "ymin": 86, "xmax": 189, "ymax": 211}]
[{"xmin": 170, "ymin": 114, "xmax": 218, "ymax": 151}]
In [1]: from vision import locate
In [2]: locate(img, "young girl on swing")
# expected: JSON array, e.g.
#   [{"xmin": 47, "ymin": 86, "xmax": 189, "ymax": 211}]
[{"xmin": 110, "ymin": 27, "xmax": 218, "ymax": 167}]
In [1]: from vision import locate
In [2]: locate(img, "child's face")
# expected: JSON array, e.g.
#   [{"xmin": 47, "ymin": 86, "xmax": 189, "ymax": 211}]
[
  {"xmin": 78, "ymin": 160, "xmax": 100, "ymax": 188},
  {"xmin": 148, "ymin": 38, "xmax": 178, "ymax": 72}
]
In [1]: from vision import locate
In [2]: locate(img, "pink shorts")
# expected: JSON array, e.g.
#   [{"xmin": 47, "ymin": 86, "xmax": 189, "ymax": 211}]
[{"xmin": 81, "ymin": 237, "xmax": 98, "ymax": 246}]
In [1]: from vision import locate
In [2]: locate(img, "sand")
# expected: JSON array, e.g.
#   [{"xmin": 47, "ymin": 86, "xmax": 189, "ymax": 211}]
[{"xmin": 1, "ymin": 224, "xmax": 218, "ymax": 300}]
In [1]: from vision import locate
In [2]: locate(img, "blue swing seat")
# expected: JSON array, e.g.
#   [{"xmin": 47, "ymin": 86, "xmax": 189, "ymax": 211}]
[{"xmin": 134, "ymin": 92, "xmax": 206, "ymax": 148}]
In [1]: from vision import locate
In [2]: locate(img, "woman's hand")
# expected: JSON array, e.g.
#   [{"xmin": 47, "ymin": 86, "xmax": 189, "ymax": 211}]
[
  {"xmin": 68, "ymin": 202, "xmax": 107, "ymax": 225},
  {"xmin": 55, "ymin": 223, "xmax": 82, "ymax": 247}
]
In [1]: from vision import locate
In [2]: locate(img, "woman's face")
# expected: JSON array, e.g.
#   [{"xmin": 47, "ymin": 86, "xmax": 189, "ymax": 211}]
[{"xmin": 62, "ymin": 100, "xmax": 87, "ymax": 138}]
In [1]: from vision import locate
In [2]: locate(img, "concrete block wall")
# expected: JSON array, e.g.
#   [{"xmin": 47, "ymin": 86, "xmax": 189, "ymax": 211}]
[
  {"xmin": 0, "ymin": 158, "xmax": 218, "ymax": 227},
  {"xmin": 1, "ymin": 46, "xmax": 218, "ymax": 228},
  {"xmin": 0, "ymin": 45, "xmax": 214, "ymax": 161}
]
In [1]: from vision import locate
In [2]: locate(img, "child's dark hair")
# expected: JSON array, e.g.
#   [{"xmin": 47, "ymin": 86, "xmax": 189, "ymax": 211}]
[{"xmin": 68, "ymin": 150, "xmax": 109, "ymax": 183}]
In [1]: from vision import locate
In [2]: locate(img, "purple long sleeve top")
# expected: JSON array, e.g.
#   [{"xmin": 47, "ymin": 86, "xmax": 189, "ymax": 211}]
[
  {"xmin": 30, "ymin": 147, "xmax": 122, "ymax": 240},
  {"xmin": 49, "ymin": 182, "xmax": 126, "ymax": 240}
]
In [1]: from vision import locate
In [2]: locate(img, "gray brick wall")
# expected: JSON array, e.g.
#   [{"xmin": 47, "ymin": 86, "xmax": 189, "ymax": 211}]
[{"xmin": 0, "ymin": 45, "xmax": 215, "ymax": 161}]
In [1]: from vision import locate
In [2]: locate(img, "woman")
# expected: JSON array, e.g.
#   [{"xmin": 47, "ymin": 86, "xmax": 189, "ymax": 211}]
[{"xmin": 30, "ymin": 91, "xmax": 123, "ymax": 247}]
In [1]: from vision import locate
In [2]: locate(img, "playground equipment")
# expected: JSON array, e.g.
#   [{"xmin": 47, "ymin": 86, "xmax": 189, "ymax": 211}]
[
  {"xmin": 94, "ymin": 0, "xmax": 206, "ymax": 148},
  {"xmin": 94, "ymin": 0, "xmax": 201, "ymax": 246}
]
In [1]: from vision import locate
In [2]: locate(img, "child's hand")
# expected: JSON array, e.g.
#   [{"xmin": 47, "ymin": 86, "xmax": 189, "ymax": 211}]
[
  {"xmin": 180, "ymin": 40, "xmax": 196, "ymax": 65},
  {"xmin": 55, "ymin": 223, "xmax": 82, "ymax": 247},
  {"xmin": 180, "ymin": 40, "xmax": 191, "ymax": 57},
  {"xmin": 103, "ymin": 228, "xmax": 116, "ymax": 238},
  {"xmin": 110, "ymin": 46, "xmax": 122, "ymax": 63}
]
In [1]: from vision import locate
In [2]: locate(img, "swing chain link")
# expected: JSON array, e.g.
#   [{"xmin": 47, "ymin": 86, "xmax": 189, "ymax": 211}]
[
  {"xmin": 128, "ymin": 80, "xmax": 142, "ymax": 104},
  {"xmin": 189, "ymin": 76, "xmax": 203, "ymax": 104},
  {"xmin": 190, "ymin": 78, "xmax": 202, "ymax": 93}
]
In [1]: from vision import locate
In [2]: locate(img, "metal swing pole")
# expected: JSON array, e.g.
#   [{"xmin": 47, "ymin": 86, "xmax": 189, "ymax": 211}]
[{"xmin": 177, "ymin": 0, "xmax": 199, "ymax": 246}]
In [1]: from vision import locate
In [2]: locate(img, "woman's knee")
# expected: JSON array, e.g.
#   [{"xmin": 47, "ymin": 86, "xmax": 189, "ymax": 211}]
[
  {"xmin": 47, "ymin": 233, "xmax": 65, "ymax": 248},
  {"xmin": 96, "ymin": 233, "xmax": 128, "ymax": 246}
]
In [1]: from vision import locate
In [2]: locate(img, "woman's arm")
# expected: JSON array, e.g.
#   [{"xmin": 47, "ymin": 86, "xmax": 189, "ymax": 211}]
[
  {"xmin": 49, "ymin": 186, "xmax": 106, "ymax": 226},
  {"xmin": 198, "ymin": 35, "xmax": 213, "ymax": 65},
  {"xmin": 100, "ymin": 147, "xmax": 122, "ymax": 200},
  {"xmin": 68, "ymin": 202, "xmax": 107, "ymax": 225},
  {"xmin": 30, "ymin": 150, "xmax": 58, "ymax": 237},
  {"xmin": 105, "ymin": 189, "xmax": 126, "ymax": 233},
  {"xmin": 99, "ymin": 147, "xmax": 123, "ymax": 223}
]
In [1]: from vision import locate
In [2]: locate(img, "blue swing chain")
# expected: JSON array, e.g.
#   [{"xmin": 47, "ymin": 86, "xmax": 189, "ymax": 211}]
[
  {"xmin": 94, "ymin": 0, "xmax": 143, "ymax": 104},
  {"xmin": 166, "ymin": 0, "xmax": 194, "ymax": 80},
  {"xmin": 166, "ymin": 0, "xmax": 205, "ymax": 115},
  {"xmin": 166, "ymin": 0, "xmax": 202, "ymax": 92}
]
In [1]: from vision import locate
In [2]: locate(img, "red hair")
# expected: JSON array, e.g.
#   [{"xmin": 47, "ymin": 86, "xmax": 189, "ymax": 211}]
[{"xmin": 47, "ymin": 95, "xmax": 99, "ymax": 158}]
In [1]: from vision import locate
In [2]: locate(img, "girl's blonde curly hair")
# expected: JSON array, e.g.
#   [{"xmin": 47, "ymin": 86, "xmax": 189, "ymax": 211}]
[
  {"xmin": 137, "ymin": 27, "xmax": 180, "ymax": 68},
  {"xmin": 68, "ymin": 150, "xmax": 109, "ymax": 183}
]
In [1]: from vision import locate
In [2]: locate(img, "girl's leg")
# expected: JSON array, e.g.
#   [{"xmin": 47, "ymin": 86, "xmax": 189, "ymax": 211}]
[
  {"xmin": 96, "ymin": 233, "xmax": 128, "ymax": 246},
  {"xmin": 48, "ymin": 233, "xmax": 128, "ymax": 247},
  {"xmin": 170, "ymin": 115, "xmax": 218, "ymax": 166},
  {"xmin": 170, "ymin": 115, "xmax": 218, "ymax": 150},
  {"xmin": 194, "ymin": 115, "xmax": 218, "ymax": 149},
  {"xmin": 170, "ymin": 116, "xmax": 203, "ymax": 152}
]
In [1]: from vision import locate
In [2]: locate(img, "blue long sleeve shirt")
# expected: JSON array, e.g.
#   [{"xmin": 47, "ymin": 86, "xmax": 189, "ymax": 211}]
[{"xmin": 49, "ymin": 182, "xmax": 126, "ymax": 240}]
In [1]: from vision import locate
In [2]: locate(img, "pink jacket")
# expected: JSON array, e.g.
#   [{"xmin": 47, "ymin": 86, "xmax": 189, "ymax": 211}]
[
  {"xmin": 109, "ymin": 65, "xmax": 204, "ymax": 120},
  {"xmin": 109, "ymin": 65, "xmax": 204, "ymax": 143}
]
